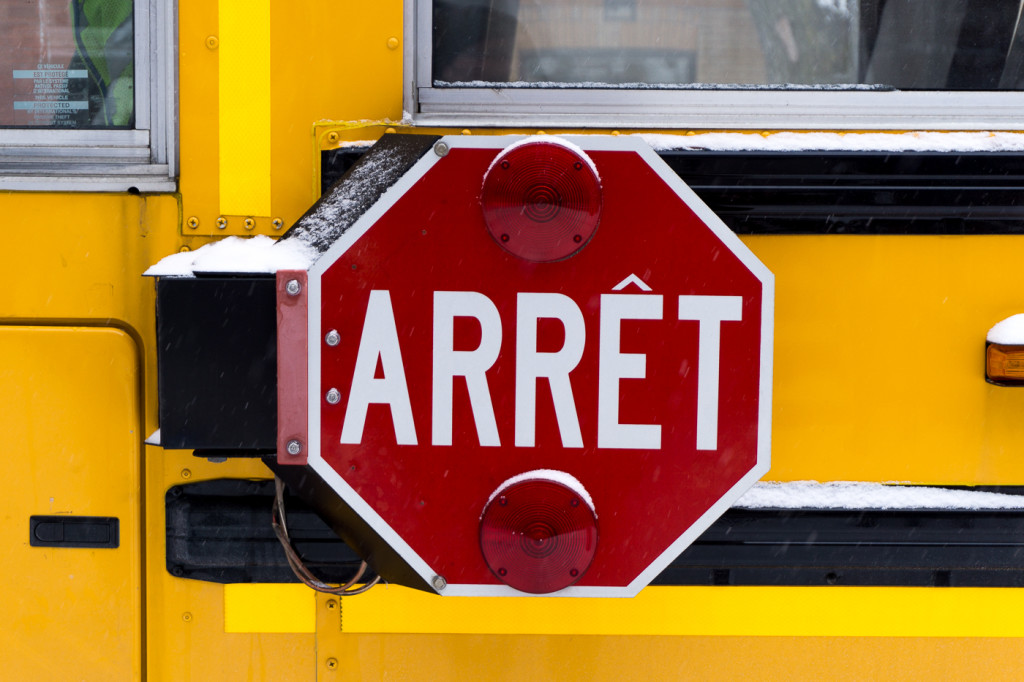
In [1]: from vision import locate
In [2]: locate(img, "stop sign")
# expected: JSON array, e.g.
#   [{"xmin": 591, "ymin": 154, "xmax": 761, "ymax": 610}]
[{"xmin": 277, "ymin": 135, "xmax": 773, "ymax": 597}]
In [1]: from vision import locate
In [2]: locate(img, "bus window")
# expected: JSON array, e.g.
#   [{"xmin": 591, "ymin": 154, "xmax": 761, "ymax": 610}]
[
  {"xmin": 0, "ymin": 0, "xmax": 173, "ymax": 192},
  {"xmin": 0, "ymin": 0, "xmax": 134, "ymax": 129},
  {"xmin": 432, "ymin": 0, "xmax": 1024, "ymax": 91}
]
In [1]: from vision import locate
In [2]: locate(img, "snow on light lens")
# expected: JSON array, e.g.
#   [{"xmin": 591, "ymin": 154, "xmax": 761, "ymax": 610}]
[
  {"xmin": 481, "ymin": 140, "xmax": 602, "ymax": 262},
  {"xmin": 479, "ymin": 472, "xmax": 598, "ymax": 594}
]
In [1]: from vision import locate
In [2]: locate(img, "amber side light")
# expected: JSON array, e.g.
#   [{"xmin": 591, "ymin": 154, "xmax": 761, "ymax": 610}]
[{"xmin": 986, "ymin": 343, "xmax": 1024, "ymax": 385}]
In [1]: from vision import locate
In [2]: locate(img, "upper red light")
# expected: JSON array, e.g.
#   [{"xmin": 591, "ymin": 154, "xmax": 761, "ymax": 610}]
[
  {"xmin": 479, "ymin": 473, "xmax": 598, "ymax": 594},
  {"xmin": 481, "ymin": 140, "xmax": 602, "ymax": 262}
]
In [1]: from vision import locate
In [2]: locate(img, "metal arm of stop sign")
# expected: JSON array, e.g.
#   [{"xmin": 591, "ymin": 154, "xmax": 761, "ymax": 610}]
[{"xmin": 337, "ymin": 288, "xmax": 743, "ymax": 452}]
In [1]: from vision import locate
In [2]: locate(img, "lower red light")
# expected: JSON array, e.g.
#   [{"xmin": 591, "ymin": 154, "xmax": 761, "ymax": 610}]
[
  {"xmin": 479, "ymin": 472, "xmax": 598, "ymax": 594},
  {"xmin": 481, "ymin": 139, "xmax": 602, "ymax": 262}
]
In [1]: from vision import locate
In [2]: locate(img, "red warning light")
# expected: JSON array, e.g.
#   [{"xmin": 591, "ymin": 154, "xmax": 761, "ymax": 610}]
[
  {"xmin": 481, "ymin": 140, "xmax": 602, "ymax": 262},
  {"xmin": 479, "ymin": 472, "xmax": 598, "ymax": 594}
]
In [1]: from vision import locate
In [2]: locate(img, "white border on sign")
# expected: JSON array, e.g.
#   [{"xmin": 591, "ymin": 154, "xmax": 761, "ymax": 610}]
[{"xmin": 305, "ymin": 134, "xmax": 774, "ymax": 598}]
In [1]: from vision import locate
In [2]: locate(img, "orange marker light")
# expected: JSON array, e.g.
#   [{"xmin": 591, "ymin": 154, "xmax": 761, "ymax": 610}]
[{"xmin": 986, "ymin": 343, "xmax": 1024, "ymax": 385}]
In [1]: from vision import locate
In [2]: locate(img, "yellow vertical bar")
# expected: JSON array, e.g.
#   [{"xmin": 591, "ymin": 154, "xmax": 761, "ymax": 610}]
[{"xmin": 218, "ymin": 0, "xmax": 271, "ymax": 216}]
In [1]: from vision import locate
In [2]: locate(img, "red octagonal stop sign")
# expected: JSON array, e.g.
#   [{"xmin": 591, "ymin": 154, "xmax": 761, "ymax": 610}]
[{"xmin": 278, "ymin": 135, "xmax": 773, "ymax": 597}]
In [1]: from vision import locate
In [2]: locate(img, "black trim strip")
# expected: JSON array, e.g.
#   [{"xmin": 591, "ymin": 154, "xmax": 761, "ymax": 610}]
[
  {"xmin": 322, "ymin": 146, "xmax": 1024, "ymax": 235},
  {"xmin": 167, "ymin": 480, "xmax": 1024, "ymax": 587}
]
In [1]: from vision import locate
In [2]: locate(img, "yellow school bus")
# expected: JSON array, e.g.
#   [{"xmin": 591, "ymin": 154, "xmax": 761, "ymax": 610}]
[{"xmin": 6, "ymin": 0, "xmax": 1024, "ymax": 679}]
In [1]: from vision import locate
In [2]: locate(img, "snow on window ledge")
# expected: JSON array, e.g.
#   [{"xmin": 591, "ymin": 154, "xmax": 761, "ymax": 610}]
[{"xmin": 735, "ymin": 481, "xmax": 1024, "ymax": 511}]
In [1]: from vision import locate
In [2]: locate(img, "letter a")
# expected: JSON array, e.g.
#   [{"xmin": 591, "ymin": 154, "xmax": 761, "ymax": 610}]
[{"xmin": 340, "ymin": 290, "xmax": 418, "ymax": 445}]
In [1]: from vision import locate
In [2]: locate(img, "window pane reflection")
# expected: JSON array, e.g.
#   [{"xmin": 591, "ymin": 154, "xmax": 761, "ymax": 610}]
[
  {"xmin": 433, "ymin": 0, "xmax": 1024, "ymax": 90},
  {"xmin": 0, "ymin": 0, "xmax": 134, "ymax": 128}
]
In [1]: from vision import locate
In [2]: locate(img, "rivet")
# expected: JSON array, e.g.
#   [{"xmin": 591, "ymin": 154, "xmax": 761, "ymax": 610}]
[
  {"xmin": 611, "ymin": 130, "xmax": 620, "ymax": 136},
  {"xmin": 385, "ymin": 127, "xmax": 397, "ymax": 135},
  {"xmin": 181, "ymin": 468, "xmax": 192, "ymax": 479},
  {"xmin": 326, "ymin": 599, "xmax": 338, "ymax": 610},
  {"xmin": 326, "ymin": 388, "xmax": 341, "ymax": 405},
  {"xmin": 272, "ymin": 217, "xmax": 284, "ymax": 230},
  {"xmin": 215, "ymin": 216, "xmax": 227, "ymax": 230},
  {"xmin": 431, "ymin": 575, "xmax": 447, "ymax": 591},
  {"xmin": 461, "ymin": 129, "xmax": 472, "ymax": 135},
  {"xmin": 760, "ymin": 131, "xmax": 772, "ymax": 137},
  {"xmin": 182, "ymin": 612, "xmax": 193, "ymax": 622},
  {"xmin": 326, "ymin": 658, "xmax": 339, "ymax": 670},
  {"xmin": 433, "ymin": 141, "xmax": 449, "ymax": 157},
  {"xmin": 537, "ymin": 130, "xmax": 546, "ymax": 135},
  {"xmin": 178, "ymin": 246, "xmax": 191, "ymax": 253},
  {"xmin": 186, "ymin": 216, "xmax": 199, "ymax": 229},
  {"xmin": 286, "ymin": 439, "xmax": 302, "ymax": 456},
  {"xmin": 326, "ymin": 131, "xmax": 340, "ymax": 144},
  {"xmin": 243, "ymin": 217, "xmax": 255, "ymax": 231},
  {"xmin": 325, "ymin": 329, "xmax": 341, "ymax": 346},
  {"xmin": 386, "ymin": 37, "xmax": 400, "ymax": 50},
  {"xmin": 286, "ymin": 279, "xmax": 302, "ymax": 296},
  {"xmin": 205, "ymin": 35, "xmax": 219, "ymax": 50}
]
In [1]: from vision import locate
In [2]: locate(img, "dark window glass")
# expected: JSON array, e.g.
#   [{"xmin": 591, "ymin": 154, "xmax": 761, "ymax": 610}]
[
  {"xmin": 433, "ymin": 0, "xmax": 1024, "ymax": 90},
  {"xmin": 1, "ymin": 0, "xmax": 134, "ymax": 128}
]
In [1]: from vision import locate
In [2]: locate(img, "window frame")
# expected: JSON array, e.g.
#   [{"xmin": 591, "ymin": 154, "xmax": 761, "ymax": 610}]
[
  {"xmin": 0, "ymin": 0, "xmax": 177, "ymax": 192},
  {"xmin": 405, "ymin": 0, "xmax": 1024, "ymax": 131}
]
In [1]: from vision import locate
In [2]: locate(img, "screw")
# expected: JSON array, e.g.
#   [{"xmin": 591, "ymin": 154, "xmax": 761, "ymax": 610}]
[
  {"xmin": 272, "ymin": 218, "xmax": 284, "ymax": 230},
  {"xmin": 433, "ymin": 142, "xmax": 449, "ymax": 157},
  {"xmin": 205, "ymin": 35, "xmax": 219, "ymax": 50},
  {"xmin": 326, "ymin": 131, "xmax": 340, "ymax": 144},
  {"xmin": 286, "ymin": 439, "xmax": 302, "ymax": 456},
  {"xmin": 186, "ymin": 216, "xmax": 199, "ymax": 229},
  {"xmin": 182, "ymin": 611, "xmax": 193, "ymax": 622},
  {"xmin": 326, "ymin": 599, "xmax": 338, "ymax": 610},
  {"xmin": 325, "ymin": 329, "xmax": 341, "ymax": 346},
  {"xmin": 326, "ymin": 388, "xmax": 341, "ymax": 404},
  {"xmin": 243, "ymin": 217, "xmax": 255, "ymax": 231},
  {"xmin": 181, "ymin": 468, "xmax": 192, "ymax": 479},
  {"xmin": 326, "ymin": 658, "xmax": 338, "ymax": 670},
  {"xmin": 178, "ymin": 246, "xmax": 191, "ymax": 253},
  {"xmin": 215, "ymin": 216, "xmax": 227, "ymax": 230},
  {"xmin": 286, "ymin": 279, "xmax": 302, "ymax": 296},
  {"xmin": 431, "ymin": 575, "xmax": 447, "ymax": 591}
]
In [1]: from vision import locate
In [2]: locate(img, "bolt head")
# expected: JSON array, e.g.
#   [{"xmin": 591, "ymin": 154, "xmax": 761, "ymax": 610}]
[
  {"xmin": 325, "ymin": 329, "xmax": 341, "ymax": 346},
  {"xmin": 215, "ymin": 217, "xmax": 227, "ymax": 229},
  {"xmin": 431, "ymin": 575, "xmax": 447, "ymax": 591},
  {"xmin": 272, "ymin": 218, "xmax": 284, "ymax": 230},
  {"xmin": 286, "ymin": 279, "xmax": 302, "ymax": 296},
  {"xmin": 433, "ymin": 142, "xmax": 449, "ymax": 157},
  {"xmin": 243, "ymin": 217, "xmax": 255, "ymax": 230},
  {"xmin": 286, "ymin": 439, "xmax": 302, "ymax": 456},
  {"xmin": 326, "ymin": 388, "xmax": 341, "ymax": 405}
]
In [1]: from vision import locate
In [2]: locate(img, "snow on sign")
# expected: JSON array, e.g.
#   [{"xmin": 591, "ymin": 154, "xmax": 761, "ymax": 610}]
[{"xmin": 274, "ymin": 134, "xmax": 774, "ymax": 597}]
